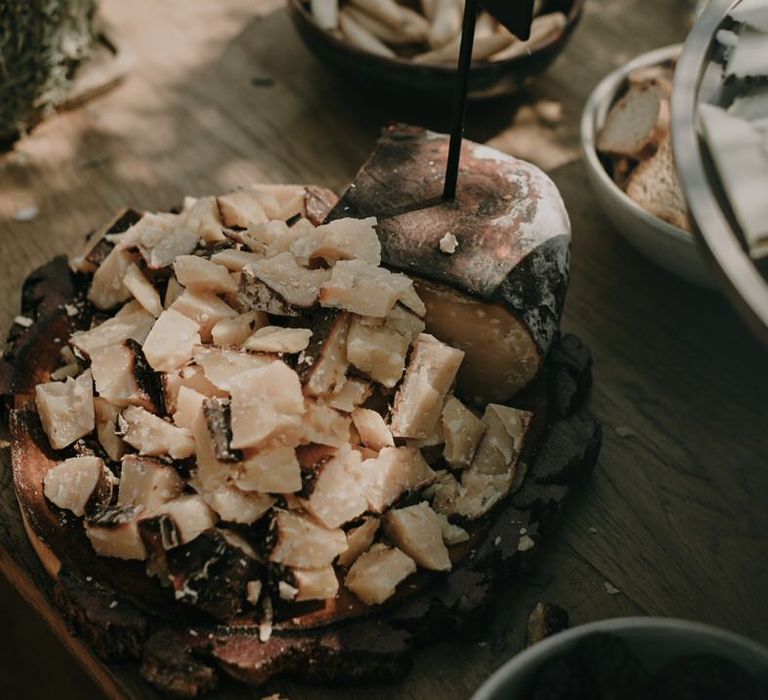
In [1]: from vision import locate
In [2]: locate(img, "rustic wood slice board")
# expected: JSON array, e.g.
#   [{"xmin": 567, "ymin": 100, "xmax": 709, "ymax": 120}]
[{"xmin": 0, "ymin": 238, "xmax": 600, "ymax": 696}]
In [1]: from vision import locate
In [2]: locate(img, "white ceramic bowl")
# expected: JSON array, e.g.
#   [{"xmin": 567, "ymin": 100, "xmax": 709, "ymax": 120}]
[
  {"xmin": 581, "ymin": 45, "xmax": 714, "ymax": 288},
  {"xmin": 472, "ymin": 617, "xmax": 768, "ymax": 699}
]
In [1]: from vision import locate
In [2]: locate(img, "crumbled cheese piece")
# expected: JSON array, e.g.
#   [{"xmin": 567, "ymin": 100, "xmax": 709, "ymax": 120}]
[
  {"xmin": 14, "ymin": 315, "xmax": 33, "ymax": 328},
  {"xmin": 518, "ymin": 534, "xmax": 535, "ymax": 552},
  {"xmin": 603, "ymin": 581, "xmax": 621, "ymax": 595},
  {"xmin": 439, "ymin": 232, "xmax": 459, "ymax": 254},
  {"xmin": 278, "ymin": 581, "xmax": 299, "ymax": 601},
  {"xmin": 246, "ymin": 580, "xmax": 263, "ymax": 606}
]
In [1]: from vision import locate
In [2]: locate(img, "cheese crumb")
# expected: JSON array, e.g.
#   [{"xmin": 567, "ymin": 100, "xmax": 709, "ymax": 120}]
[
  {"xmin": 64, "ymin": 304, "xmax": 79, "ymax": 317},
  {"xmin": 603, "ymin": 581, "xmax": 621, "ymax": 595},
  {"xmin": 279, "ymin": 581, "xmax": 299, "ymax": 601},
  {"xmin": 439, "ymin": 233, "xmax": 459, "ymax": 254},
  {"xmin": 518, "ymin": 534, "xmax": 535, "ymax": 552},
  {"xmin": 14, "ymin": 315, "xmax": 33, "ymax": 328},
  {"xmin": 247, "ymin": 580, "xmax": 263, "ymax": 606}
]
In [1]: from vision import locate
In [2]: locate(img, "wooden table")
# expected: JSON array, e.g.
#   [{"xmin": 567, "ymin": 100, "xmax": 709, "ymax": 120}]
[{"xmin": 1, "ymin": 1, "xmax": 767, "ymax": 698}]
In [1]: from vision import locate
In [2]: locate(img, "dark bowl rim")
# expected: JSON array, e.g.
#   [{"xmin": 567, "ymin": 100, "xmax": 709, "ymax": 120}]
[{"xmin": 287, "ymin": 0, "xmax": 585, "ymax": 76}]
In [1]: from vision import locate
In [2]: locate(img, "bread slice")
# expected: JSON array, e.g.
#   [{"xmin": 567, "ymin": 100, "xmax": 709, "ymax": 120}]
[
  {"xmin": 625, "ymin": 135, "xmax": 692, "ymax": 232},
  {"xmin": 597, "ymin": 82, "xmax": 670, "ymax": 160},
  {"xmin": 628, "ymin": 65, "xmax": 674, "ymax": 99}
]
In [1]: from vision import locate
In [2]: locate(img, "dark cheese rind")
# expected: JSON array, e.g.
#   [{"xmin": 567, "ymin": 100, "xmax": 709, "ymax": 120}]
[
  {"xmin": 203, "ymin": 397, "xmax": 242, "ymax": 462},
  {"xmin": 326, "ymin": 124, "xmax": 570, "ymax": 354},
  {"xmin": 163, "ymin": 529, "xmax": 260, "ymax": 620}
]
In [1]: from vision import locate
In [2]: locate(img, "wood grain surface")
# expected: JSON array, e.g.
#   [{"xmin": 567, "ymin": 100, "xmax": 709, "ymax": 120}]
[{"xmin": 1, "ymin": 0, "xmax": 767, "ymax": 698}]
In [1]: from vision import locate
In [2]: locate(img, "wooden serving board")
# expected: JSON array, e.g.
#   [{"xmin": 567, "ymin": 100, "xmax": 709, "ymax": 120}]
[{"xmin": 1, "ymin": 1, "xmax": 768, "ymax": 699}]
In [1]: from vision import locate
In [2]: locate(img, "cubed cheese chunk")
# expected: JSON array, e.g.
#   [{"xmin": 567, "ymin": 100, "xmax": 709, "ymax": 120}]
[
  {"xmin": 171, "ymin": 289, "xmax": 237, "ymax": 341},
  {"xmin": 94, "ymin": 397, "xmax": 126, "ymax": 461},
  {"xmin": 441, "ymin": 396, "xmax": 485, "ymax": 469},
  {"xmin": 88, "ymin": 247, "xmax": 137, "ymax": 310},
  {"xmin": 35, "ymin": 370, "xmax": 94, "ymax": 450},
  {"xmin": 70, "ymin": 302, "xmax": 155, "ymax": 358},
  {"xmin": 292, "ymin": 566, "xmax": 339, "ymax": 602},
  {"xmin": 229, "ymin": 361, "xmax": 305, "ymax": 449},
  {"xmin": 297, "ymin": 311, "xmax": 350, "ymax": 396},
  {"xmin": 142, "ymin": 309, "xmax": 201, "ymax": 372},
  {"xmin": 129, "ymin": 212, "xmax": 199, "ymax": 269},
  {"xmin": 246, "ymin": 184, "xmax": 307, "ymax": 221},
  {"xmin": 210, "ymin": 249, "xmax": 263, "ymax": 271},
  {"xmin": 291, "ymin": 217, "xmax": 381, "ymax": 266},
  {"xmin": 351, "ymin": 408, "xmax": 394, "ymax": 451},
  {"xmin": 319, "ymin": 259, "xmax": 413, "ymax": 318},
  {"xmin": 303, "ymin": 401, "xmax": 351, "ymax": 447},
  {"xmin": 122, "ymin": 263, "xmax": 163, "ymax": 317},
  {"xmin": 338, "ymin": 516, "xmax": 379, "ymax": 568},
  {"xmin": 346, "ymin": 317, "xmax": 411, "ymax": 388},
  {"xmin": 181, "ymin": 196, "xmax": 225, "ymax": 243},
  {"xmin": 268, "ymin": 510, "xmax": 347, "ymax": 568},
  {"xmin": 174, "ymin": 255, "xmax": 238, "ymax": 294},
  {"xmin": 173, "ymin": 385, "xmax": 207, "ymax": 430},
  {"xmin": 216, "ymin": 190, "xmax": 269, "ymax": 228},
  {"xmin": 243, "ymin": 326, "xmax": 312, "ymax": 354},
  {"xmin": 119, "ymin": 406, "xmax": 195, "ymax": 459},
  {"xmin": 383, "ymin": 502, "xmax": 451, "ymax": 571},
  {"xmin": 86, "ymin": 505, "xmax": 147, "ymax": 560},
  {"xmin": 118, "ymin": 454, "xmax": 183, "ymax": 512},
  {"xmin": 90, "ymin": 341, "xmax": 160, "ymax": 412},
  {"xmin": 163, "ymin": 364, "xmax": 227, "ymax": 413},
  {"xmin": 301, "ymin": 445, "xmax": 368, "ymax": 529},
  {"xmin": 203, "ymin": 485, "xmax": 274, "ymax": 524},
  {"xmin": 247, "ymin": 253, "xmax": 330, "ymax": 308},
  {"xmin": 237, "ymin": 445, "xmax": 302, "ymax": 494},
  {"xmin": 211, "ymin": 311, "xmax": 268, "ymax": 346},
  {"xmin": 192, "ymin": 346, "xmax": 273, "ymax": 392},
  {"xmin": 164, "ymin": 276, "xmax": 184, "ymax": 309},
  {"xmin": 44, "ymin": 456, "xmax": 114, "ymax": 517},
  {"xmin": 153, "ymin": 494, "xmax": 217, "ymax": 545},
  {"xmin": 472, "ymin": 404, "xmax": 532, "ymax": 476},
  {"xmin": 344, "ymin": 544, "xmax": 416, "ymax": 605},
  {"xmin": 390, "ymin": 334, "xmax": 464, "ymax": 439},
  {"xmin": 350, "ymin": 446, "xmax": 435, "ymax": 513},
  {"xmin": 326, "ymin": 378, "xmax": 372, "ymax": 413}
]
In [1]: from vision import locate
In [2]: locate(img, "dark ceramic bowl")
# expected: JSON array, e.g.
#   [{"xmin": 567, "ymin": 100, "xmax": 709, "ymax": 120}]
[{"xmin": 287, "ymin": 0, "xmax": 584, "ymax": 101}]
